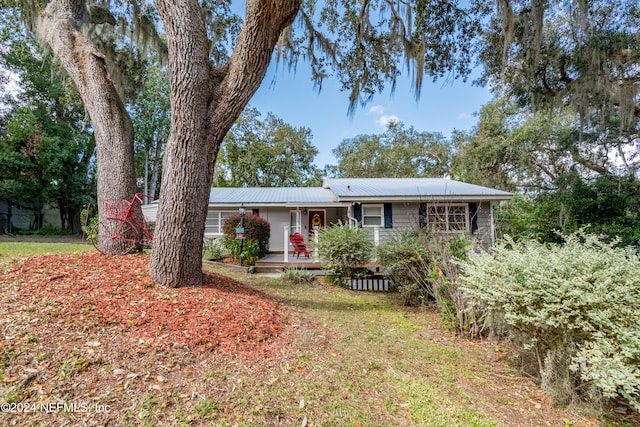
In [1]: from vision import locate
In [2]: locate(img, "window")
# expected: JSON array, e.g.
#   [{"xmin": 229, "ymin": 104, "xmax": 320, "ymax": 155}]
[
  {"xmin": 422, "ymin": 204, "xmax": 469, "ymax": 232},
  {"xmin": 362, "ymin": 204, "xmax": 383, "ymax": 227},
  {"xmin": 290, "ymin": 210, "xmax": 301, "ymax": 233},
  {"xmin": 205, "ymin": 210, "xmax": 235, "ymax": 235}
]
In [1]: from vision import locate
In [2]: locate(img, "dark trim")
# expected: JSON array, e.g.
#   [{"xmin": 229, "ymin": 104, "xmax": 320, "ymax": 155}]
[
  {"xmin": 469, "ymin": 202, "xmax": 478, "ymax": 234},
  {"xmin": 353, "ymin": 203, "xmax": 362, "ymax": 223},
  {"xmin": 419, "ymin": 203, "xmax": 427, "ymax": 228},
  {"xmin": 383, "ymin": 203, "xmax": 393, "ymax": 228}
]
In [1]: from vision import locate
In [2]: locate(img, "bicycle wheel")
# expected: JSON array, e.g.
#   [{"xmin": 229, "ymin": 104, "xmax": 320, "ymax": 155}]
[
  {"xmin": 90, "ymin": 219, "xmax": 139, "ymax": 255},
  {"xmin": 86, "ymin": 220, "xmax": 101, "ymax": 252}
]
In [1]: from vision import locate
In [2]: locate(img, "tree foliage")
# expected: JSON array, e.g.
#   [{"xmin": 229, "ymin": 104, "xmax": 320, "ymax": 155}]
[
  {"xmin": 130, "ymin": 63, "xmax": 170, "ymax": 200},
  {"xmin": 495, "ymin": 177, "xmax": 640, "ymax": 246},
  {"xmin": 328, "ymin": 122, "xmax": 452, "ymax": 178},
  {"xmin": 0, "ymin": 35, "xmax": 94, "ymax": 232},
  {"xmin": 219, "ymin": 108, "xmax": 322, "ymax": 187},
  {"xmin": 478, "ymin": 0, "xmax": 640, "ymax": 146},
  {"xmin": 453, "ymin": 97, "xmax": 640, "ymax": 193}
]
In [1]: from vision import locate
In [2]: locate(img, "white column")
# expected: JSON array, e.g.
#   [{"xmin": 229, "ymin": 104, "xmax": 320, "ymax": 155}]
[
  {"xmin": 313, "ymin": 226, "xmax": 319, "ymax": 259},
  {"xmin": 374, "ymin": 226, "xmax": 379, "ymax": 246},
  {"xmin": 284, "ymin": 226, "xmax": 289, "ymax": 263}
]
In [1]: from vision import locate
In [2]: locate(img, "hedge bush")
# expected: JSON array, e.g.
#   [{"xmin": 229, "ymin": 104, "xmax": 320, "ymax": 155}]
[
  {"xmin": 316, "ymin": 222, "xmax": 373, "ymax": 287},
  {"xmin": 222, "ymin": 213, "xmax": 270, "ymax": 258},
  {"xmin": 459, "ymin": 231, "xmax": 640, "ymax": 410}
]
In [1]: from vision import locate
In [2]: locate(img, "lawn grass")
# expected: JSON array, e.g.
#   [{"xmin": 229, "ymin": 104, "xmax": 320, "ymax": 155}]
[
  {"xmin": 204, "ymin": 266, "xmax": 500, "ymax": 426},
  {"xmin": 0, "ymin": 241, "xmax": 93, "ymax": 267}
]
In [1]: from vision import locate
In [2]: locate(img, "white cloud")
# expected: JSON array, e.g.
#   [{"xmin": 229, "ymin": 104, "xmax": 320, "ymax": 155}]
[
  {"xmin": 458, "ymin": 112, "xmax": 472, "ymax": 121},
  {"xmin": 368, "ymin": 105, "xmax": 385, "ymax": 115},
  {"xmin": 377, "ymin": 114, "xmax": 400, "ymax": 127},
  {"xmin": 368, "ymin": 105, "xmax": 401, "ymax": 127}
]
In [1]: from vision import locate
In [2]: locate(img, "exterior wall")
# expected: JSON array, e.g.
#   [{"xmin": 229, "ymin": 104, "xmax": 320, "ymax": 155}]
[
  {"xmin": 359, "ymin": 201, "xmax": 495, "ymax": 249},
  {"xmin": 259, "ymin": 208, "xmax": 291, "ymax": 252},
  {"xmin": 359, "ymin": 202, "xmax": 418, "ymax": 245},
  {"xmin": 141, "ymin": 199, "xmax": 498, "ymax": 253},
  {"xmin": 473, "ymin": 201, "xmax": 494, "ymax": 248}
]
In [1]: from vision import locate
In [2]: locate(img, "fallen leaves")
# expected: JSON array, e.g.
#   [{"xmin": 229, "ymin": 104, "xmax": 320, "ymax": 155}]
[{"xmin": 2, "ymin": 252, "xmax": 289, "ymax": 359}]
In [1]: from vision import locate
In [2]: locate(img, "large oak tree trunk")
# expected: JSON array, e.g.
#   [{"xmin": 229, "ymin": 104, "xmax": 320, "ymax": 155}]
[
  {"xmin": 39, "ymin": 0, "xmax": 137, "ymax": 253},
  {"xmin": 150, "ymin": 0, "xmax": 301, "ymax": 287}
]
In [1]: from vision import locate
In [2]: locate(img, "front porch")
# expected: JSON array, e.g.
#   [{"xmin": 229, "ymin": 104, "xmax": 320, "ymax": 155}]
[{"xmin": 254, "ymin": 252, "xmax": 324, "ymax": 273}]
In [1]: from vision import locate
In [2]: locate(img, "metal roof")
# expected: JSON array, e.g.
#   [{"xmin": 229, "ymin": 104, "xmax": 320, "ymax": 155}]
[
  {"xmin": 204, "ymin": 179, "xmax": 512, "ymax": 206},
  {"xmin": 323, "ymin": 178, "xmax": 513, "ymax": 201},
  {"xmin": 208, "ymin": 187, "xmax": 341, "ymax": 206}
]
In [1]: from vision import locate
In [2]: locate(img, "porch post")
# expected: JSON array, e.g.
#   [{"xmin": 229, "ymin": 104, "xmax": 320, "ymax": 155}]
[
  {"xmin": 490, "ymin": 201, "xmax": 495, "ymax": 246},
  {"xmin": 313, "ymin": 226, "xmax": 319, "ymax": 259},
  {"xmin": 284, "ymin": 226, "xmax": 289, "ymax": 263},
  {"xmin": 374, "ymin": 226, "xmax": 379, "ymax": 246}
]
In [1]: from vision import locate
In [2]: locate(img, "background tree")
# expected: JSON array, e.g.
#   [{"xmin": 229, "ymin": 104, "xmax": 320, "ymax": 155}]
[
  {"xmin": 328, "ymin": 122, "xmax": 452, "ymax": 178},
  {"xmin": 454, "ymin": 98, "xmax": 640, "ymax": 245},
  {"xmin": 130, "ymin": 63, "xmax": 170, "ymax": 201},
  {"xmin": 477, "ymin": 0, "xmax": 640, "ymax": 175},
  {"xmin": 219, "ymin": 107, "xmax": 322, "ymax": 187},
  {"xmin": 452, "ymin": 99, "xmax": 579, "ymax": 192},
  {"xmin": 0, "ymin": 35, "xmax": 94, "ymax": 233}
]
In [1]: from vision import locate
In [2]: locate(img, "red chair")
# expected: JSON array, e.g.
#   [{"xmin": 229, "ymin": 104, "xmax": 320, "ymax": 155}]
[{"xmin": 289, "ymin": 232, "xmax": 311, "ymax": 258}]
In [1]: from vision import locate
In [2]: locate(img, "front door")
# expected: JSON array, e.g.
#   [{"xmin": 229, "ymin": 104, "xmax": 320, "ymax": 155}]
[{"xmin": 308, "ymin": 210, "xmax": 326, "ymax": 238}]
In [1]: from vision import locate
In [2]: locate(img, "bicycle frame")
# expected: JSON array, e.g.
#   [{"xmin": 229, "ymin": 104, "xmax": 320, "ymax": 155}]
[{"xmin": 89, "ymin": 193, "xmax": 154, "ymax": 254}]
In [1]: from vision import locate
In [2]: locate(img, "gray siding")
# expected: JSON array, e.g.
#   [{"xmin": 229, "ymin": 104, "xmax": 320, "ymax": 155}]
[
  {"xmin": 473, "ymin": 201, "xmax": 493, "ymax": 248},
  {"xmin": 142, "ymin": 199, "xmax": 498, "ymax": 254},
  {"xmin": 363, "ymin": 201, "xmax": 495, "ymax": 248}
]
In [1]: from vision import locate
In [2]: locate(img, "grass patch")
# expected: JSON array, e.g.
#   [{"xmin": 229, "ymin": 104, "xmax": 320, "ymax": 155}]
[
  {"xmin": 0, "ymin": 241, "xmax": 92, "ymax": 267},
  {"xmin": 203, "ymin": 266, "xmax": 501, "ymax": 426}
]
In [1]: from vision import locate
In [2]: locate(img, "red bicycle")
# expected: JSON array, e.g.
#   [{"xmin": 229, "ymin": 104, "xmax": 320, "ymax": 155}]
[{"xmin": 88, "ymin": 193, "xmax": 154, "ymax": 255}]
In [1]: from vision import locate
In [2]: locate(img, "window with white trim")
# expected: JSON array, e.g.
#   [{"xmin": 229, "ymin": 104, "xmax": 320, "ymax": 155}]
[
  {"xmin": 205, "ymin": 210, "xmax": 236, "ymax": 235},
  {"xmin": 424, "ymin": 204, "xmax": 469, "ymax": 232},
  {"xmin": 362, "ymin": 204, "xmax": 383, "ymax": 227}
]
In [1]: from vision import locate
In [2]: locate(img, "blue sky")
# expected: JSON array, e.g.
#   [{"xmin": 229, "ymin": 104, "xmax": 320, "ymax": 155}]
[{"xmin": 248, "ymin": 62, "xmax": 494, "ymax": 168}]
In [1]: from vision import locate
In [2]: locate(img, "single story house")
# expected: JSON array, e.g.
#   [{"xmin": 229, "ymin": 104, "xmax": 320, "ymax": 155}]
[{"xmin": 142, "ymin": 178, "xmax": 513, "ymax": 253}]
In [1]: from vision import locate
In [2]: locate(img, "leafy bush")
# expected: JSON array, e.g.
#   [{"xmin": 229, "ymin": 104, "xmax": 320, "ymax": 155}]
[
  {"xmin": 459, "ymin": 231, "xmax": 640, "ymax": 410},
  {"xmin": 376, "ymin": 230, "xmax": 483, "ymax": 336},
  {"xmin": 316, "ymin": 221, "xmax": 373, "ymax": 287},
  {"xmin": 222, "ymin": 213, "xmax": 270, "ymax": 258},
  {"xmin": 203, "ymin": 238, "xmax": 225, "ymax": 260},
  {"xmin": 282, "ymin": 267, "xmax": 316, "ymax": 284},
  {"xmin": 376, "ymin": 230, "xmax": 429, "ymax": 302},
  {"xmin": 240, "ymin": 239, "xmax": 258, "ymax": 266}
]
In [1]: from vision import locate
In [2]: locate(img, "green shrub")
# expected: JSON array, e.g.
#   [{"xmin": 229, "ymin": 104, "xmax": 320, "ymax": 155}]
[
  {"xmin": 240, "ymin": 239, "xmax": 258, "ymax": 266},
  {"xmin": 376, "ymin": 230, "xmax": 483, "ymax": 336},
  {"xmin": 282, "ymin": 267, "xmax": 316, "ymax": 284},
  {"xmin": 203, "ymin": 238, "xmax": 225, "ymax": 260},
  {"xmin": 376, "ymin": 230, "xmax": 430, "ymax": 302},
  {"xmin": 459, "ymin": 231, "xmax": 640, "ymax": 410},
  {"xmin": 316, "ymin": 222, "xmax": 373, "ymax": 287},
  {"xmin": 222, "ymin": 213, "xmax": 270, "ymax": 258}
]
